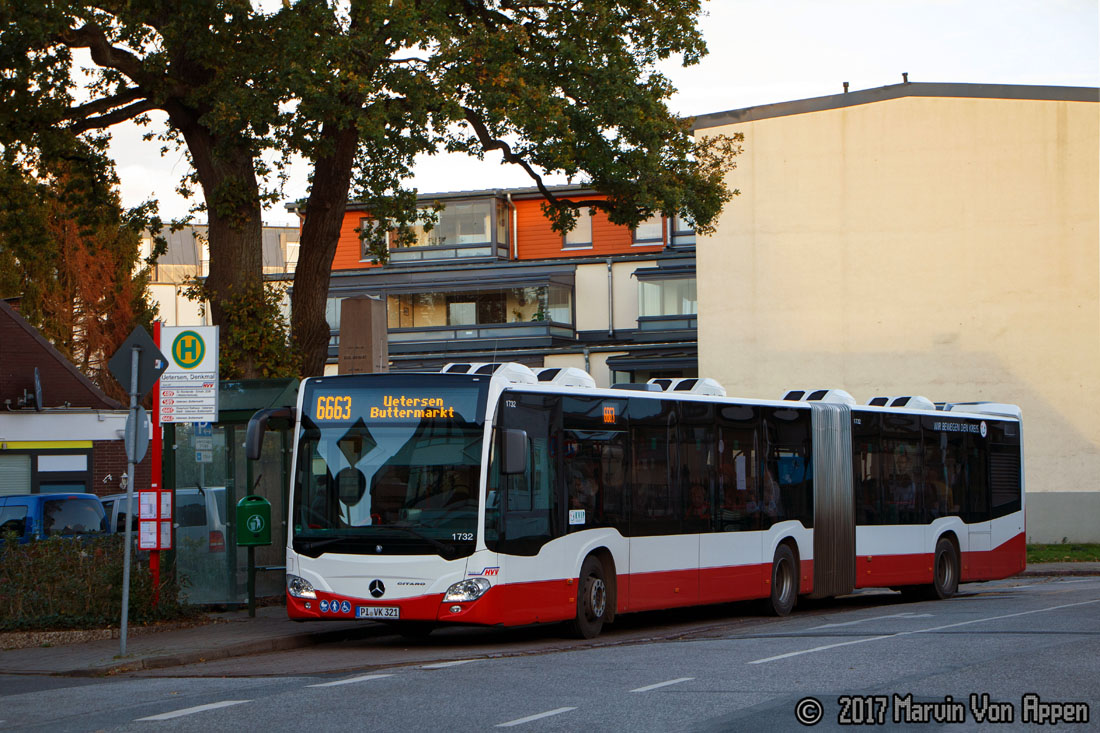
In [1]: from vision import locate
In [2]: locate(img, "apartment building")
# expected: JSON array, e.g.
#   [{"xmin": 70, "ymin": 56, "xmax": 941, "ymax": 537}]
[
  {"xmin": 314, "ymin": 185, "xmax": 700, "ymax": 386},
  {"xmin": 140, "ymin": 225, "xmax": 301, "ymax": 327}
]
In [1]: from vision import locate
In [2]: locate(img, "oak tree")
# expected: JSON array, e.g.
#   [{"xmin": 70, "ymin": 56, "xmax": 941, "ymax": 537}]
[{"xmin": 2, "ymin": 1, "xmax": 739, "ymax": 377}]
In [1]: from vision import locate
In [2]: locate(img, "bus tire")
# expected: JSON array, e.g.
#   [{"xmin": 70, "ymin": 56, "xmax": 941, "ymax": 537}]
[
  {"xmin": 768, "ymin": 544, "xmax": 797, "ymax": 617},
  {"xmin": 930, "ymin": 536, "xmax": 959, "ymax": 600},
  {"xmin": 569, "ymin": 556, "xmax": 608, "ymax": 639}
]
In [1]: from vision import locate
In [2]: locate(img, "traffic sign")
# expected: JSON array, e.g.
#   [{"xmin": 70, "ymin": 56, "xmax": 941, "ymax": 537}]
[
  {"xmin": 108, "ymin": 327, "xmax": 169, "ymax": 399},
  {"xmin": 124, "ymin": 406, "xmax": 150, "ymax": 463}
]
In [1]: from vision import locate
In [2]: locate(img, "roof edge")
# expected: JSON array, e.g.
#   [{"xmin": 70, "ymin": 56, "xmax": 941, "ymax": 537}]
[
  {"xmin": 0, "ymin": 300, "xmax": 124, "ymax": 410},
  {"xmin": 692, "ymin": 81, "xmax": 1100, "ymax": 131}
]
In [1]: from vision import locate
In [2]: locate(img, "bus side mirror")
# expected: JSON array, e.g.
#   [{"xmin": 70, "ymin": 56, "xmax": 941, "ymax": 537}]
[
  {"xmin": 245, "ymin": 407, "xmax": 294, "ymax": 460},
  {"xmin": 501, "ymin": 429, "xmax": 528, "ymax": 475}
]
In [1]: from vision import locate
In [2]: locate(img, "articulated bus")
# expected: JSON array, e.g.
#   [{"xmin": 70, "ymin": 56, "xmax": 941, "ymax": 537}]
[{"xmin": 246, "ymin": 362, "xmax": 1024, "ymax": 638}]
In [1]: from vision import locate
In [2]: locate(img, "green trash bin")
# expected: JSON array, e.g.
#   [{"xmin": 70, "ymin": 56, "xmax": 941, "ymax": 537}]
[{"xmin": 236, "ymin": 495, "xmax": 272, "ymax": 547}]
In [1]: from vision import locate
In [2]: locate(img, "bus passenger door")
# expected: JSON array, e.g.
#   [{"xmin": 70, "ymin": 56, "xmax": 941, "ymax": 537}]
[
  {"xmin": 495, "ymin": 393, "xmax": 560, "ymax": 558},
  {"xmin": 963, "ymin": 435, "xmax": 991, "ymax": 580},
  {"xmin": 627, "ymin": 398, "xmax": 699, "ymax": 610},
  {"xmin": 488, "ymin": 392, "xmax": 573, "ymax": 624}
]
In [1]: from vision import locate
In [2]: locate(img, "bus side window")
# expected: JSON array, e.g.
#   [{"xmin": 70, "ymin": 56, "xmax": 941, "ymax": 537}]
[
  {"xmin": 718, "ymin": 405, "xmax": 759, "ymax": 531},
  {"xmin": 762, "ymin": 407, "xmax": 812, "ymax": 528},
  {"xmin": 853, "ymin": 411, "xmax": 884, "ymax": 525},
  {"xmin": 679, "ymin": 402, "xmax": 715, "ymax": 533},
  {"xmin": 627, "ymin": 396, "xmax": 678, "ymax": 536}
]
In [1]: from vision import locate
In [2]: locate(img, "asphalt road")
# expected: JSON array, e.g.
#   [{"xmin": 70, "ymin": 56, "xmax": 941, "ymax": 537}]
[{"xmin": 3, "ymin": 575, "xmax": 1098, "ymax": 732}]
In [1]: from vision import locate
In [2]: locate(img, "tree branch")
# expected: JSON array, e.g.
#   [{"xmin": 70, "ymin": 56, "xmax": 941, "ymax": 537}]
[
  {"xmin": 461, "ymin": 106, "xmax": 609, "ymax": 213},
  {"xmin": 57, "ymin": 22, "xmax": 149, "ymax": 86},
  {"xmin": 64, "ymin": 87, "xmax": 146, "ymax": 122},
  {"xmin": 69, "ymin": 99, "xmax": 158, "ymax": 132}
]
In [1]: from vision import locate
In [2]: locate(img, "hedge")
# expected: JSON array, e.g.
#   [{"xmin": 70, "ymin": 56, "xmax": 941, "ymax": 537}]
[{"xmin": 0, "ymin": 533, "xmax": 196, "ymax": 631}]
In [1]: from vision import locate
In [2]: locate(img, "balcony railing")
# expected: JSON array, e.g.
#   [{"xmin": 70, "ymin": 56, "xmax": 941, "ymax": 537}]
[
  {"xmin": 637, "ymin": 314, "xmax": 698, "ymax": 331},
  {"xmin": 329, "ymin": 320, "xmax": 574, "ymax": 349},
  {"xmin": 385, "ymin": 242, "xmax": 509, "ymax": 264}
]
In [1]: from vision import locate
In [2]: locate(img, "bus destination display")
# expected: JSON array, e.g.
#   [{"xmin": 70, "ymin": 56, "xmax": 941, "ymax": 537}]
[{"xmin": 309, "ymin": 384, "xmax": 483, "ymax": 424}]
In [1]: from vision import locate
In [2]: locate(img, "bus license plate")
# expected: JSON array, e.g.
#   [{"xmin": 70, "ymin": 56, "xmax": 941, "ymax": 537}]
[{"xmin": 357, "ymin": 606, "xmax": 399, "ymax": 619}]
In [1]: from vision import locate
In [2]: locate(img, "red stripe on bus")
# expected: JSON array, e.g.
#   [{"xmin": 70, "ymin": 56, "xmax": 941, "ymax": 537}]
[
  {"xmin": 287, "ymin": 532, "xmax": 1025, "ymax": 624},
  {"xmin": 855, "ymin": 531, "xmax": 1025, "ymax": 587}
]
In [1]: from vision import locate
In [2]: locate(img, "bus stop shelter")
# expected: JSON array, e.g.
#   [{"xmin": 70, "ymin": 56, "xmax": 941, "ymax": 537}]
[{"xmin": 162, "ymin": 379, "xmax": 297, "ymax": 604}]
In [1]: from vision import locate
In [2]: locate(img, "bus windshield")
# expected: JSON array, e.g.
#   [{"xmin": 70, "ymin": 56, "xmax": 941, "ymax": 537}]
[{"xmin": 292, "ymin": 376, "xmax": 487, "ymax": 558}]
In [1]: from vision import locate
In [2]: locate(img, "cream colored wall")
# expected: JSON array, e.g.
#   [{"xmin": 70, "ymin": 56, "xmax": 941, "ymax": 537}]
[
  {"xmin": 542, "ymin": 351, "xmax": 622, "ymax": 388},
  {"xmin": 697, "ymin": 95, "xmax": 1099, "ymax": 497},
  {"xmin": 149, "ymin": 284, "xmax": 208, "ymax": 327},
  {"xmin": 574, "ymin": 260, "xmax": 654, "ymax": 333}
]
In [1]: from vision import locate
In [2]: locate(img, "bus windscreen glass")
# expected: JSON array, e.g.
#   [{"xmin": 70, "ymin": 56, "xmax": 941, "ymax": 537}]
[{"xmin": 293, "ymin": 376, "xmax": 487, "ymax": 558}]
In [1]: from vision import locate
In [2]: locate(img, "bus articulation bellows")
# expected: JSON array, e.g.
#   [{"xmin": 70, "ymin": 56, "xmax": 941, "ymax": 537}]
[{"xmin": 246, "ymin": 363, "xmax": 1024, "ymax": 639}]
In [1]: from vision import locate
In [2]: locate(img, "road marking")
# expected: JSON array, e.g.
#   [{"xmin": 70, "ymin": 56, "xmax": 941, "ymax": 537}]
[
  {"xmin": 307, "ymin": 673, "xmax": 394, "ymax": 688},
  {"xmin": 750, "ymin": 598, "xmax": 1100, "ymax": 665},
  {"xmin": 422, "ymin": 659, "xmax": 477, "ymax": 669},
  {"xmin": 631, "ymin": 677, "xmax": 694, "ymax": 693},
  {"xmin": 137, "ymin": 700, "xmax": 250, "ymax": 721},
  {"xmin": 809, "ymin": 612, "xmax": 932, "ymax": 630},
  {"xmin": 496, "ymin": 707, "xmax": 577, "ymax": 727}
]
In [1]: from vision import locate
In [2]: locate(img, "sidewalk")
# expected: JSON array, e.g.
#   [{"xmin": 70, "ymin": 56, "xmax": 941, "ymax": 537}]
[
  {"xmin": 2, "ymin": 564, "xmax": 1097, "ymax": 678},
  {"xmin": 1017, "ymin": 561, "xmax": 1100, "ymax": 577},
  {"xmin": 0, "ymin": 605, "xmax": 383, "ymax": 677}
]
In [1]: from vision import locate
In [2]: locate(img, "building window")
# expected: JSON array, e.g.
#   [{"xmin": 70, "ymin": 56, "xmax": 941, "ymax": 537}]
[
  {"xmin": 359, "ymin": 218, "xmax": 389, "ymax": 261},
  {"xmin": 633, "ymin": 215, "xmax": 664, "ymax": 246},
  {"xmin": 406, "ymin": 201, "xmax": 492, "ymax": 248},
  {"xmin": 284, "ymin": 239, "xmax": 300, "ymax": 272},
  {"xmin": 670, "ymin": 214, "xmax": 695, "ymax": 247},
  {"xmin": 387, "ymin": 285, "xmax": 573, "ymax": 329},
  {"xmin": 325, "ymin": 297, "xmax": 345, "ymax": 330},
  {"xmin": 562, "ymin": 211, "xmax": 593, "ymax": 249},
  {"xmin": 639, "ymin": 278, "xmax": 697, "ymax": 317}
]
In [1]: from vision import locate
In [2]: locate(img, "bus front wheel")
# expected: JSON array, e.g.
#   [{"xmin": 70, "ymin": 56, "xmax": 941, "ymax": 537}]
[
  {"xmin": 768, "ymin": 544, "xmax": 797, "ymax": 616},
  {"xmin": 569, "ymin": 556, "xmax": 608, "ymax": 639}
]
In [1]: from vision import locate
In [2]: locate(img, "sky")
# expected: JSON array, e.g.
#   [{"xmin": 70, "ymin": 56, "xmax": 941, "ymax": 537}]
[{"xmin": 105, "ymin": 0, "xmax": 1099, "ymax": 227}]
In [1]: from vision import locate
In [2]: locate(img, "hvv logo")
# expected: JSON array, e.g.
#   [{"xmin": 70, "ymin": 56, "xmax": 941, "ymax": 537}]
[{"xmin": 468, "ymin": 567, "xmax": 500, "ymax": 577}]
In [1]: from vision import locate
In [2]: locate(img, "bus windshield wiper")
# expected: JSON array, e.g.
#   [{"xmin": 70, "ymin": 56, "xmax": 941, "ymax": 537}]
[{"xmin": 295, "ymin": 536, "xmax": 353, "ymax": 552}]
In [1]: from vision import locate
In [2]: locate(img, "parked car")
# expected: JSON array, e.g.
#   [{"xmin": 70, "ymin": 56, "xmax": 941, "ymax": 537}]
[
  {"xmin": 101, "ymin": 487, "xmax": 227, "ymax": 553},
  {"xmin": 0, "ymin": 493, "xmax": 109, "ymax": 543}
]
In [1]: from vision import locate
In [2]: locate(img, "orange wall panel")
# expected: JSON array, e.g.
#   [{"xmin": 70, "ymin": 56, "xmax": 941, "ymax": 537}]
[
  {"xmin": 514, "ymin": 197, "xmax": 664, "ymax": 260},
  {"xmin": 331, "ymin": 211, "xmax": 382, "ymax": 271}
]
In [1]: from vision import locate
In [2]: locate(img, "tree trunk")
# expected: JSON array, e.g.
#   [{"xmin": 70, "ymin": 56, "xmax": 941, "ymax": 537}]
[
  {"xmin": 174, "ymin": 116, "xmax": 265, "ymax": 378},
  {"xmin": 293, "ymin": 123, "xmax": 359, "ymax": 376}
]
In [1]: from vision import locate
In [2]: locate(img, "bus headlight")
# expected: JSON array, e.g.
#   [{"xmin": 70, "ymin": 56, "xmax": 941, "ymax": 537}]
[
  {"xmin": 444, "ymin": 577, "xmax": 490, "ymax": 602},
  {"xmin": 287, "ymin": 574, "xmax": 317, "ymax": 599}
]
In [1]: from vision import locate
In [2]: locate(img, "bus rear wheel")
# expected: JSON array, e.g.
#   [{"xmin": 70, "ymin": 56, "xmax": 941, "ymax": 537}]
[
  {"xmin": 768, "ymin": 544, "xmax": 797, "ymax": 616},
  {"xmin": 569, "ymin": 556, "xmax": 608, "ymax": 639},
  {"xmin": 930, "ymin": 537, "xmax": 959, "ymax": 600}
]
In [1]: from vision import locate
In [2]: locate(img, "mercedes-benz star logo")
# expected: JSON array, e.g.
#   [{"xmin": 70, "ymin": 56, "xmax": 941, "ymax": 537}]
[{"xmin": 369, "ymin": 579, "xmax": 385, "ymax": 598}]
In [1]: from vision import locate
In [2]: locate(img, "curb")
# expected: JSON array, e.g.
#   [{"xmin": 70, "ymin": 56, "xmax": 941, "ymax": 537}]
[
  {"xmin": 1018, "ymin": 568, "xmax": 1100, "ymax": 578},
  {"xmin": 62, "ymin": 623, "xmax": 386, "ymax": 677}
]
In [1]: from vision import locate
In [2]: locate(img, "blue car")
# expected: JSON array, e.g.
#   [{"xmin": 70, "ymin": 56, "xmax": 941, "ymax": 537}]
[{"xmin": 0, "ymin": 493, "xmax": 109, "ymax": 543}]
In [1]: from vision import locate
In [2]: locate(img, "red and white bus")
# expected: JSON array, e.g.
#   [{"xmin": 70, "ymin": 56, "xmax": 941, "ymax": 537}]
[{"xmin": 246, "ymin": 362, "xmax": 1024, "ymax": 638}]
